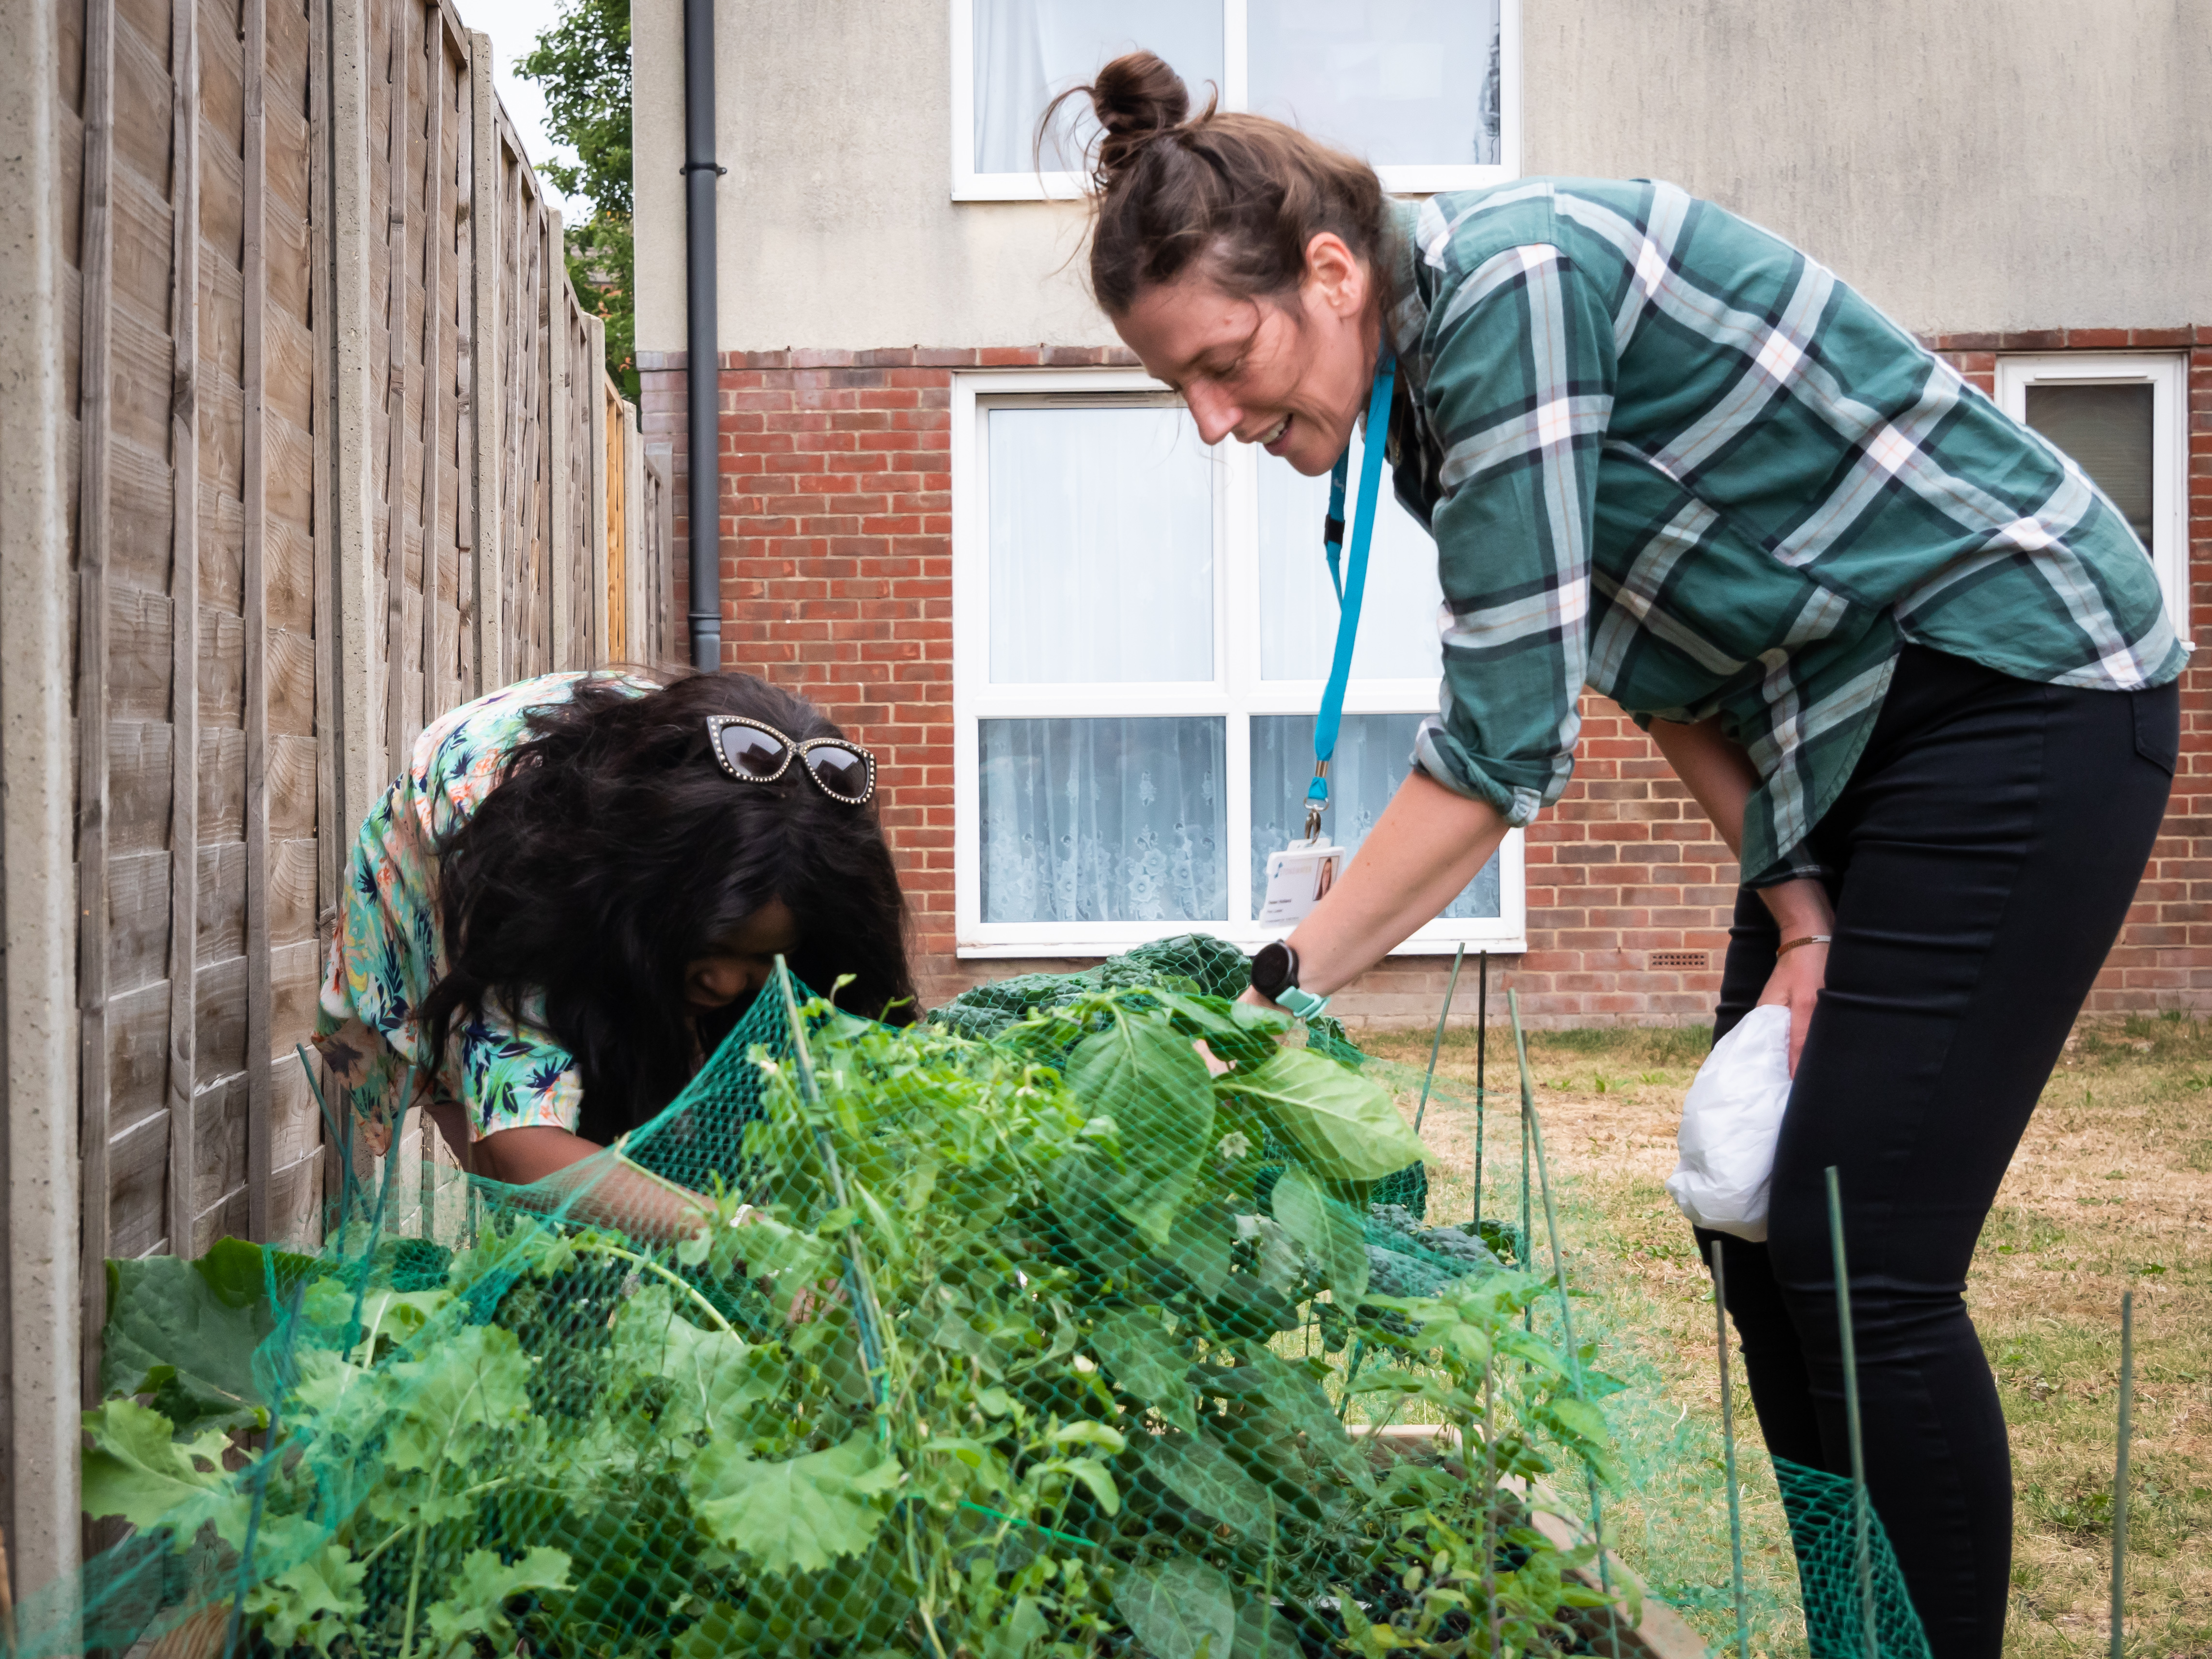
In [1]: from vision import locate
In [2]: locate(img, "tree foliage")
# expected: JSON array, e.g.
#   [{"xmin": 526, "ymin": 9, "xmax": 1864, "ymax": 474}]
[{"xmin": 518, "ymin": 0, "xmax": 635, "ymax": 396}]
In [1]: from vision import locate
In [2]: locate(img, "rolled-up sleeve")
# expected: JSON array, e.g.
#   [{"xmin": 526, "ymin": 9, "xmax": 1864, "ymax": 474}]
[{"xmin": 1411, "ymin": 243, "xmax": 1616, "ymax": 825}]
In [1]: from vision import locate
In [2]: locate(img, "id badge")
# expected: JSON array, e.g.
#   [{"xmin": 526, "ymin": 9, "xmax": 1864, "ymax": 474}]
[{"xmin": 1258, "ymin": 839, "xmax": 1345, "ymax": 929}]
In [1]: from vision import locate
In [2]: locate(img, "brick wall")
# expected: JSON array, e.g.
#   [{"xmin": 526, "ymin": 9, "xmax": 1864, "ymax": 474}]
[
  {"xmin": 638, "ymin": 326, "xmax": 2212, "ymax": 1030},
  {"xmin": 1923, "ymin": 328, "xmax": 2212, "ymax": 1017}
]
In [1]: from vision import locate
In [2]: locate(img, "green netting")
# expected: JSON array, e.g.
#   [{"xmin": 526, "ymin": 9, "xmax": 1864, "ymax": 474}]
[
  {"xmin": 29, "ymin": 934, "xmax": 1927, "ymax": 1659},
  {"xmin": 1770, "ymin": 1457, "xmax": 1933, "ymax": 1659},
  {"xmin": 927, "ymin": 933, "xmax": 1427, "ymax": 1220}
]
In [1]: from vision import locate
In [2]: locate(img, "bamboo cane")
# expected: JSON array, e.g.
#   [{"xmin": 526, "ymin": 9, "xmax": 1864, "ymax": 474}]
[
  {"xmin": 1711, "ymin": 1242, "xmax": 1751, "ymax": 1659},
  {"xmin": 1825, "ymin": 1165, "xmax": 1877, "ymax": 1659},
  {"xmin": 2111, "ymin": 1289, "xmax": 2134, "ymax": 1659},
  {"xmin": 1412, "ymin": 943, "xmax": 1465, "ymax": 1135}
]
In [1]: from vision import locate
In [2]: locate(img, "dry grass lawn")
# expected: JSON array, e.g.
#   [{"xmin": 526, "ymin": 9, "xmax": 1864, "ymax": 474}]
[{"xmin": 1359, "ymin": 1011, "xmax": 2212, "ymax": 1659}]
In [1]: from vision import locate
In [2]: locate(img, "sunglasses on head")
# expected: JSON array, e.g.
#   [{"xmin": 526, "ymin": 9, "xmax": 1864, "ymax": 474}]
[{"xmin": 705, "ymin": 716, "xmax": 877, "ymax": 806}]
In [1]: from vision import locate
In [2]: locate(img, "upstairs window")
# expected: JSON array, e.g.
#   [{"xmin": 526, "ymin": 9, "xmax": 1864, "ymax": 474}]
[{"xmin": 954, "ymin": 0, "xmax": 1520, "ymax": 201}]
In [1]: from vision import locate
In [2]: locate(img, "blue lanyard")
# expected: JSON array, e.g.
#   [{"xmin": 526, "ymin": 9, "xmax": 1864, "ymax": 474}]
[{"xmin": 1305, "ymin": 353, "xmax": 1396, "ymax": 838}]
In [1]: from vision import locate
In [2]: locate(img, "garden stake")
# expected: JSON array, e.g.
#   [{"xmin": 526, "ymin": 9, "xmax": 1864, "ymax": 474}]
[
  {"xmin": 1710, "ymin": 1242, "xmax": 1751, "ymax": 1659},
  {"xmin": 1825, "ymin": 1165, "xmax": 1877, "ymax": 1659},
  {"xmin": 1513, "ymin": 991, "xmax": 1610, "ymax": 1595},
  {"xmin": 1482, "ymin": 1355, "xmax": 1500, "ymax": 1659},
  {"xmin": 1518, "ymin": 1000, "xmax": 1532, "ymax": 1326},
  {"xmin": 1335, "ymin": 1336, "xmax": 1369, "ymax": 1423},
  {"xmin": 2111, "ymin": 1288, "xmax": 2134, "ymax": 1659},
  {"xmin": 1473, "ymin": 951, "xmax": 1489, "ymax": 1234},
  {"xmin": 1412, "ymin": 942, "xmax": 1465, "ymax": 1134}
]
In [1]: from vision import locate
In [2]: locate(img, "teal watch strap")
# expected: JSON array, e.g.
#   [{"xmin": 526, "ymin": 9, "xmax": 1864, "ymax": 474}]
[{"xmin": 1277, "ymin": 984, "xmax": 1331, "ymax": 1021}]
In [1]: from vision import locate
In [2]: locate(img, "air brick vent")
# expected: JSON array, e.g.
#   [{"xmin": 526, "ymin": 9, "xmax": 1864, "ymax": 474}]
[{"xmin": 1649, "ymin": 950, "xmax": 1709, "ymax": 971}]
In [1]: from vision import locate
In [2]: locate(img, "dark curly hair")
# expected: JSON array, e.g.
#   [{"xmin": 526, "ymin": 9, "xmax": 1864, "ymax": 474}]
[{"xmin": 418, "ymin": 671, "xmax": 917, "ymax": 1144}]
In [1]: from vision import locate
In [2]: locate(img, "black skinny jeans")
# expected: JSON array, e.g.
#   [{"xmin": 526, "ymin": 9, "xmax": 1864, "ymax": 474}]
[{"xmin": 1700, "ymin": 645, "xmax": 2177, "ymax": 1659}]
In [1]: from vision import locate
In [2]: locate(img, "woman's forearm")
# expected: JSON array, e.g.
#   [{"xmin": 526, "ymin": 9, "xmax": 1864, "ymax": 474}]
[
  {"xmin": 1646, "ymin": 716, "xmax": 1833, "ymax": 936},
  {"xmin": 1280, "ymin": 771, "xmax": 1510, "ymax": 997},
  {"xmin": 1646, "ymin": 715, "xmax": 1755, "ymax": 859},
  {"xmin": 473, "ymin": 1125, "xmax": 713, "ymax": 1244}
]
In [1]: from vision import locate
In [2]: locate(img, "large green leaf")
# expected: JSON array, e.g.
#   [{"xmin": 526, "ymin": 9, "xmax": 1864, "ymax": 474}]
[
  {"xmin": 1066, "ymin": 1015, "xmax": 1216, "ymax": 1242},
  {"xmin": 422, "ymin": 1546, "xmax": 572, "ymax": 1654},
  {"xmin": 100, "ymin": 1250, "xmax": 272, "ymax": 1429},
  {"xmin": 79, "ymin": 1399, "xmax": 242, "ymax": 1542},
  {"xmin": 247, "ymin": 1543, "xmax": 367, "ymax": 1656},
  {"xmin": 683, "ymin": 1428, "xmax": 902, "ymax": 1575},
  {"xmin": 1221, "ymin": 1047, "xmax": 1424, "ymax": 1182},
  {"xmin": 1269, "ymin": 1167, "xmax": 1369, "ymax": 1302},
  {"xmin": 1146, "ymin": 1432, "xmax": 1277, "ymax": 1537},
  {"xmin": 1089, "ymin": 1309, "xmax": 1198, "ymax": 1432},
  {"xmin": 1231, "ymin": 1596, "xmax": 1306, "ymax": 1659},
  {"xmin": 1113, "ymin": 1557, "xmax": 1236, "ymax": 1659},
  {"xmin": 381, "ymin": 1322, "xmax": 533, "ymax": 1472},
  {"xmin": 1153, "ymin": 991, "xmax": 1291, "ymax": 1070},
  {"xmin": 1237, "ymin": 1342, "xmax": 1375, "ymax": 1494},
  {"xmin": 1157, "ymin": 1200, "xmax": 1236, "ymax": 1300},
  {"xmin": 610, "ymin": 1287, "xmax": 783, "ymax": 1440}
]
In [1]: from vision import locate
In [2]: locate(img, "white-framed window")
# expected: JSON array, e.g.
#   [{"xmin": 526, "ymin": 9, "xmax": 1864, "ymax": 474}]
[
  {"xmin": 951, "ymin": 0, "xmax": 1521, "ymax": 202},
  {"xmin": 1996, "ymin": 353, "xmax": 2192, "ymax": 642},
  {"xmin": 951, "ymin": 368, "xmax": 1527, "ymax": 959}
]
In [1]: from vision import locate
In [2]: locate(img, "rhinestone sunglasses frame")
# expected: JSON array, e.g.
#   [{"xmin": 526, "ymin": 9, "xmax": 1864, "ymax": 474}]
[{"xmin": 704, "ymin": 715, "xmax": 878, "ymax": 806}]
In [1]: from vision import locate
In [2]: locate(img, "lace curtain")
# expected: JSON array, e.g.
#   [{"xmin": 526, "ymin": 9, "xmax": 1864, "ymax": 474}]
[
  {"xmin": 980, "ymin": 717, "xmax": 1228, "ymax": 924},
  {"xmin": 1250, "ymin": 713, "xmax": 1500, "ymax": 920}
]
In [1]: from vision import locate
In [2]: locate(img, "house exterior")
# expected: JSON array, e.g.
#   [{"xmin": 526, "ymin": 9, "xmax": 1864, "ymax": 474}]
[{"xmin": 631, "ymin": 0, "xmax": 2212, "ymax": 1028}]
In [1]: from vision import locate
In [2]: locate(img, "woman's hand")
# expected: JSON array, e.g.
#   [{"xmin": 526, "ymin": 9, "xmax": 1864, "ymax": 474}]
[
  {"xmin": 1756, "ymin": 941, "xmax": 1827, "ymax": 1076},
  {"xmin": 1754, "ymin": 877, "xmax": 1835, "ymax": 1076}
]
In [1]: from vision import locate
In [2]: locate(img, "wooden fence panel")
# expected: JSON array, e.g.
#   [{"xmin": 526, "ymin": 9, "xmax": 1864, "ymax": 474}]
[
  {"xmin": 605, "ymin": 373, "xmax": 627, "ymax": 660},
  {"xmin": 11, "ymin": 0, "xmax": 669, "ymax": 1540}
]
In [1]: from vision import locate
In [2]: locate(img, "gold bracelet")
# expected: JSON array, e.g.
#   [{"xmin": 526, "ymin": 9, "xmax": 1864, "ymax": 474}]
[{"xmin": 1775, "ymin": 933, "xmax": 1833, "ymax": 957}]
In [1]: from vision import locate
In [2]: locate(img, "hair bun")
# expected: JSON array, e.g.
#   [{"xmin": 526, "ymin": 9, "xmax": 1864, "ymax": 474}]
[{"xmin": 1089, "ymin": 51, "xmax": 1191, "ymax": 177}]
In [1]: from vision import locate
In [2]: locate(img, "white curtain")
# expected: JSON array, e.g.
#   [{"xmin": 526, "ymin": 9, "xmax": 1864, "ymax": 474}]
[
  {"xmin": 1257, "ymin": 430, "xmax": 1445, "ymax": 682},
  {"xmin": 989, "ymin": 406, "xmax": 1215, "ymax": 684},
  {"xmin": 1247, "ymin": 0, "xmax": 1501, "ymax": 167},
  {"xmin": 1250, "ymin": 713, "xmax": 1500, "ymax": 919},
  {"xmin": 973, "ymin": 0, "xmax": 1228, "ymax": 174},
  {"xmin": 981, "ymin": 717, "xmax": 1228, "ymax": 923}
]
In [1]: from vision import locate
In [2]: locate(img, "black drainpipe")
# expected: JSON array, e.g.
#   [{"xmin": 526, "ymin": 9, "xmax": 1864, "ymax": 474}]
[{"xmin": 682, "ymin": 0, "xmax": 722, "ymax": 669}]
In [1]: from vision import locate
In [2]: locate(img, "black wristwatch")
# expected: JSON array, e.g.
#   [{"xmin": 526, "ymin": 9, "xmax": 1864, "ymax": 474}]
[{"xmin": 1249, "ymin": 942, "xmax": 1330, "ymax": 1019}]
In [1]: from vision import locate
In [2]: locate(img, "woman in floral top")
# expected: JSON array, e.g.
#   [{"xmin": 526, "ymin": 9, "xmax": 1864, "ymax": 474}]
[{"xmin": 314, "ymin": 669, "xmax": 914, "ymax": 1233}]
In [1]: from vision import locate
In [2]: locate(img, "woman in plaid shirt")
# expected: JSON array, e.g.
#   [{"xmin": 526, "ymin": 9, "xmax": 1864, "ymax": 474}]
[{"xmin": 1065, "ymin": 52, "xmax": 2181, "ymax": 1658}]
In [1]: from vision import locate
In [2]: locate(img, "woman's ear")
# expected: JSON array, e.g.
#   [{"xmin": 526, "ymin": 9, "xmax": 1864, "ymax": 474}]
[{"xmin": 1301, "ymin": 231, "xmax": 1365, "ymax": 318}]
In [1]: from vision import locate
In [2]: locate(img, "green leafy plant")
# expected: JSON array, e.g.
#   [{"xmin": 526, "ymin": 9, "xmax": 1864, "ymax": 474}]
[{"xmin": 76, "ymin": 984, "xmax": 1623, "ymax": 1658}]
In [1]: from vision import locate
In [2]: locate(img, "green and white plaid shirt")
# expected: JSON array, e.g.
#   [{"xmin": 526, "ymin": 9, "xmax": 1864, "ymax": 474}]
[{"xmin": 1384, "ymin": 181, "xmax": 2186, "ymax": 884}]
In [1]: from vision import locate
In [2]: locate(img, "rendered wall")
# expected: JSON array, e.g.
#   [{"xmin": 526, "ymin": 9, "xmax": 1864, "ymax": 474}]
[{"xmin": 633, "ymin": 0, "xmax": 2212, "ymax": 354}]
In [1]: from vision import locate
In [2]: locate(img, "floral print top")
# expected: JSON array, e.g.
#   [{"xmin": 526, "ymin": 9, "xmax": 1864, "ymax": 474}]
[{"xmin": 314, "ymin": 671, "xmax": 653, "ymax": 1154}]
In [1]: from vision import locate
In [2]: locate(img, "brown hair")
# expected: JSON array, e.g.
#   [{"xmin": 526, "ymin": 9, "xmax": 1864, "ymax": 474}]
[{"xmin": 1045, "ymin": 50, "xmax": 1394, "ymax": 319}]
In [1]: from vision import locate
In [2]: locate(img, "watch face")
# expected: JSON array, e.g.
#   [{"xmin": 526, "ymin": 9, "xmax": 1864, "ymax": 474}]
[{"xmin": 1250, "ymin": 942, "xmax": 1292, "ymax": 1000}]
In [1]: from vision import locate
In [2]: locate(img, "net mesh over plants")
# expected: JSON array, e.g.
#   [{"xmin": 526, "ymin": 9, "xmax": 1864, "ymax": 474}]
[{"xmin": 33, "ymin": 934, "xmax": 1927, "ymax": 1659}]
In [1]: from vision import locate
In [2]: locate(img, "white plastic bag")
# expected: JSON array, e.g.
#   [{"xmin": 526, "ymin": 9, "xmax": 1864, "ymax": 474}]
[{"xmin": 1665, "ymin": 1003, "xmax": 1793, "ymax": 1242}]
